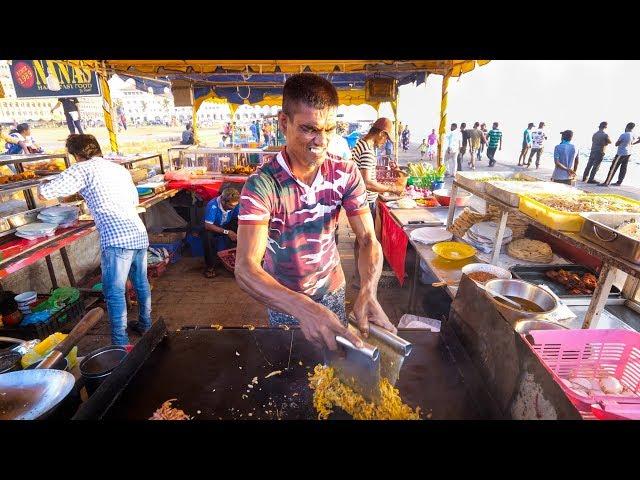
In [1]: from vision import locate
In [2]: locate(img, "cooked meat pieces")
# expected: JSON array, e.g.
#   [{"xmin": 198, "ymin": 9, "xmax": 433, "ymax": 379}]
[{"xmin": 544, "ymin": 269, "xmax": 597, "ymax": 293}]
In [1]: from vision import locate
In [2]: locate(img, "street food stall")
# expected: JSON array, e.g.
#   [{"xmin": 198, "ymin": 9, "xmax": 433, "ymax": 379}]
[
  {"xmin": 377, "ymin": 169, "xmax": 640, "ymax": 419},
  {"xmin": 6, "ymin": 59, "xmax": 621, "ymax": 421}
]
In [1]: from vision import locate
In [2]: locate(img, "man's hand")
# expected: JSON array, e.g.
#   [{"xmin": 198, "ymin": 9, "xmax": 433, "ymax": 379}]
[
  {"xmin": 352, "ymin": 292, "xmax": 396, "ymax": 338},
  {"xmin": 228, "ymin": 231, "xmax": 238, "ymax": 242},
  {"xmin": 391, "ymin": 185, "xmax": 405, "ymax": 195},
  {"xmin": 298, "ymin": 302, "xmax": 364, "ymax": 351}
]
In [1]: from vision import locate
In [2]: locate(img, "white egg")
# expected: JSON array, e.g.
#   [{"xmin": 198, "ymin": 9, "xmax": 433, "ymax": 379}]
[{"xmin": 599, "ymin": 376, "xmax": 624, "ymax": 395}]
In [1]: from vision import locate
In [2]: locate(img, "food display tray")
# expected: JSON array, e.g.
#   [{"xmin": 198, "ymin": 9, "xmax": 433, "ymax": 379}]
[
  {"xmin": 579, "ymin": 212, "xmax": 640, "ymax": 265},
  {"xmin": 510, "ymin": 264, "xmax": 621, "ymax": 305},
  {"xmin": 485, "ymin": 181, "xmax": 583, "ymax": 208},
  {"xmin": 455, "ymin": 171, "xmax": 538, "ymax": 194},
  {"xmin": 518, "ymin": 194, "xmax": 640, "ymax": 232}
]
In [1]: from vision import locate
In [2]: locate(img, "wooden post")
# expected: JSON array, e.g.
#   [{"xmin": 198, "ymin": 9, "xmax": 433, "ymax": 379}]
[
  {"xmin": 437, "ymin": 69, "xmax": 452, "ymax": 168},
  {"xmin": 97, "ymin": 64, "xmax": 119, "ymax": 153}
]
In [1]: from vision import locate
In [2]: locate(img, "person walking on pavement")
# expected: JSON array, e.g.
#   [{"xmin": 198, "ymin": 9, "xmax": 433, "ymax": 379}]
[
  {"xmin": 478, "ymin": 123, "xmax": 488, "ymax": 163},
  {"xmin": 551, "ymin": 130, "xmax": 580, "ymax": 185},
  {"xmin": 582, "ymin": 121, "xmax": 612, "ymax": 183},
  {"xmin": 401, "ymin": 125, "xmax": 411, "ymax": 151},
  {"xmin": 518, "ymin": 123, "xmax": 535, "ymax": 166},
  {"xmin": 419, "ymin": 138, "xmax": 428, "ymax": 159},
  {"xmin": 600, "ymin": 122, "xmax": 640, "ymax": 187},
  {"xmin": 51, "ymin": 97, "xmax": 84, "ymax": 135},
  {"xmin": 467, "ymin": 122, "xmax": 483, "ymax": 170},
  {"xmin": 527, "ymin": 121, "xmax": 547, "ymax": 168},
  {"xmin": 457, "ymin": 122, "xmax": 469, "ymax": 171},
  {"xmin": 427, "ymin": 128, "xmax": 437, "ymax": 163},
  {"xmin": 445, "ymin": 123, "xmax": 463, "ymax": 176},
  {"xmin": 486, "ymin": 122, "xmax": 503, "ymax": 167}
]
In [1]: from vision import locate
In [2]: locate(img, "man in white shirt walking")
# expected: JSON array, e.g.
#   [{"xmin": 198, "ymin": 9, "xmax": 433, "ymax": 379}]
[
  {"xmin": 445, "ymin": 123, "xmax": 462, "ymax": 176},
  {"xmin": 527, "ymin": 121, "xmax": 547, "ymax": 168}
]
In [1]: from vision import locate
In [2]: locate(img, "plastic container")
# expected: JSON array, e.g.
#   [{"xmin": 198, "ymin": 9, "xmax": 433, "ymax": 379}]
[
  {"xmin": 0, "ymin": 293, "xmax": 85, "ymax": 340},
  {"xmin": 185, "ymin": 232, "xmax": 204, "ymax": 257},
  {"xmin": 149, "ymin": 241, "xmax": 183, "ymax": 264},
  {"xmin": 15, "ymin": 291, "xmax": 37, "ymax": 304},
  {"xmin": 21, "ymin": 332, "xmax": 78, "ymax": 369},
  {"xmin": 80, "ymin": 345, "xmax": 128, "ymax": 396},
  {"xmin": 518, "ymin": 193, "xmax": 640, "ymax": 232},
  {"xmin": 525, "ymin": 329, "xmax": 640, "ymax": 416},
  {"xmin": 147, "ymin": 259, "xmax": 169, "ymax": 278},
  {"xmin": 217, "ymin": 248, "xmax": 236, "ymax": 273}
]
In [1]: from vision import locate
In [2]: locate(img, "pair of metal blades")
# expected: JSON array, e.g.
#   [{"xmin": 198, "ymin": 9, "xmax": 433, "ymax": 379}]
[{"xmin": 323, "ymin": 314, "xmax": 412, "ymax": 402}]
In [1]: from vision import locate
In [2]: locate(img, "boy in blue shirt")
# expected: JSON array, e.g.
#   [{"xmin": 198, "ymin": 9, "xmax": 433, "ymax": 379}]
[{"xmin": 203, "ymin": 188, "xmax": 240, "ymax": 278}]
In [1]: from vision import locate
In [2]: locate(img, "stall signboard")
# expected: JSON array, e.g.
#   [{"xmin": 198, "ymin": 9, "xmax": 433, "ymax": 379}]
[{"xmin": 9, "ymin": 60, "xmax": 101, "ymax": 98}]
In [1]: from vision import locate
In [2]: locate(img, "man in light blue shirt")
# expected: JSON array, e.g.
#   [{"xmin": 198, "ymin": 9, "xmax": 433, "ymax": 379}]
[
  {"xmin": 551, "ymin": 130, "xmax": 579, "ymax": 185},
  {"xmin": 601, "ymin": 122, "xmax": 640, "ymax": 186}
]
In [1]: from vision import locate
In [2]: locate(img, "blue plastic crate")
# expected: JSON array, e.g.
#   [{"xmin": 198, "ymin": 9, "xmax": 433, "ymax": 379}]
[
  {"xmin": 185, "ymin": 233, "xmax": 204, "ymax": 257},
  {"xmin": 150, "ymin": 241, "xmax": 183, "ymax": 264}
]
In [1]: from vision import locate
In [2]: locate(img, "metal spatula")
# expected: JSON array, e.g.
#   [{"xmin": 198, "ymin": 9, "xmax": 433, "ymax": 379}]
[{"xmin": 323, "ymin": 332, "xmax": 381, "ymax": 403}]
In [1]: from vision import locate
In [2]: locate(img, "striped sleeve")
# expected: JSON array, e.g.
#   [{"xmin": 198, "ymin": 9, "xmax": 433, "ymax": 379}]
[
  {"xmin": 238, "ymin": 172, "xmax": 273, "ymax": 225},
  {"xmin": 341, "ymin": 162, "xmax": 369, "ymax": 217}
]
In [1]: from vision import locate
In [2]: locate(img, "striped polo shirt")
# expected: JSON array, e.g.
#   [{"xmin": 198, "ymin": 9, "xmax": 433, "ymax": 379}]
[{"xmin": 351, "ymin": 138, "xmax": 378, "ymax": 203}]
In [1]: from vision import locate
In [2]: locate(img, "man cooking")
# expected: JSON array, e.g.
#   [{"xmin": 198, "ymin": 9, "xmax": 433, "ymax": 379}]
[
  {"xmin": 235, "ymin": 73, "xmax": 396, "ymax": 351},
  {"xmin": 38, "ymin": 134, "xmax": 151, "ymax": 346}
]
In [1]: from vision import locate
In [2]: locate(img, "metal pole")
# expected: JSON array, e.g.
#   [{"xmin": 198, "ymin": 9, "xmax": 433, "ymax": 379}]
[
  {"xmin": 438, "ymin": 69, "xmax": 452, "ymax": 168},
  {"xmin": 391, "ymin": 100, "xmax": 398, "ymax": 164},
  {"xmin": 192, "ymin": 94, "xmax": 200, "ymax": 145}
]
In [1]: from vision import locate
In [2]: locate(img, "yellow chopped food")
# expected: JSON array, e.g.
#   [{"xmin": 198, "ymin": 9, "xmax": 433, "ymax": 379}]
[{"xmin": 308, "ymin": 365, "xmax": 421, "ymax": 420}]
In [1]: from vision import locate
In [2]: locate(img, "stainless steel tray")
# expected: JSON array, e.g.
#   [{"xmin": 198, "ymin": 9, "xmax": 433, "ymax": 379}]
[
  {"xmin": 455, "ymin": 171, "xmax": 539, "ymax": 194},
  {"xmin": 485, "ymin": 181, "xmax": 583, "ymax": 207},
  {"xmin": 579, "ymin": 212, "xmax": 640, "ymax": 264}
]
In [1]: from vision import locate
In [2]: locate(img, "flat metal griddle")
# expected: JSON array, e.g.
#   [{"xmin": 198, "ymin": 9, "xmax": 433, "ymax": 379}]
[{"xmin": 75, "ymin": 321, "xmax": 499, "ymax": 420}]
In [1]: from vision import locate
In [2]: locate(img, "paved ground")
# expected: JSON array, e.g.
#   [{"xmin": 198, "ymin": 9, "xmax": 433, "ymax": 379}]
[{"xmin": 76, "ymin": 210, "xmax": 414, "ymax": 355}]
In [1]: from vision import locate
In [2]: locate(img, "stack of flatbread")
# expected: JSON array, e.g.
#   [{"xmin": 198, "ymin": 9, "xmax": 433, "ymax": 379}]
[
  {"xmin": 448, "ymin": 208, "xmax": 490, "ymax": 238},
  {"xmin": 506, "ymin": 238, "xmax": 554, "ymax": 263},
  {"xmin": 486, "ymin": 204, "xmax": 529, "ymax": 239}
]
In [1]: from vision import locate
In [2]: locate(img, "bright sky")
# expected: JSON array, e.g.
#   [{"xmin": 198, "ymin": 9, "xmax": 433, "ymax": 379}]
[{"xmin": 394, "ymin": 60, "xmax": 640, "ymax": 152}]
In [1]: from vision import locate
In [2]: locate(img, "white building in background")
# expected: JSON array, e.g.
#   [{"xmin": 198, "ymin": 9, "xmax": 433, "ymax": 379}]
[{"xmin": 1, "ymin": 63, "xmax": 278, "ymax": 126}]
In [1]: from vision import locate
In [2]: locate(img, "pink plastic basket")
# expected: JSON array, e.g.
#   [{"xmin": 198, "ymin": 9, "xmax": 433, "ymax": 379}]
[{"xmin": 525, "ymin": 329, "xmax": 640, "ymax": 418}]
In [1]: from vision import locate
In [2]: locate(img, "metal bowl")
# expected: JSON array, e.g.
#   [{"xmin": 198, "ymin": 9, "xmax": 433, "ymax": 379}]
[
  {"xmin": 461, "ymin": 263, "xmax": 512, "ymax": 284},
  {"xmin": 514, "ymin": 319, "xmax": 569, "ymax": 334},
  {"xmin": 484, "ymin": 278, "xmax": 558, "ymax": 323}
]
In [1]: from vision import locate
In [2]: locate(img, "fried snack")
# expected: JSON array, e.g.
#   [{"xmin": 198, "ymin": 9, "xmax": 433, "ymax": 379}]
[
  {"xmin": 149, "ymin": 398, "xmax": 192, "ymax": 420},
  {"xmin": 308, "ymin": 365, "xmax": 421, "ymax": 420},
  {"xmin": 507, "ymin": 238, "xmax": 553, "ymax": 263},
  {"xmin": 617, "ymin": 220, "xmax": 640, "ymax": 240},
  {"xmin": 527, "ymin": 194, "xmax": 640, "ymax": 213},
  {"xmin": 486, "ymin": 204, "xmax": 529, "ymax": 239},
  {"xmin": 448, "ymin": 207, "xmax": 489, "ymax": 238}
]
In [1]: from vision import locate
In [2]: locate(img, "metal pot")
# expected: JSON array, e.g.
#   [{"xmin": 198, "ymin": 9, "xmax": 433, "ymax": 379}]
[
  {"xmin": 80, "ymin": 345, "xmax": 128, "ymax": 396},
  {"xmin": 484, "ymin": 278, "xmax": 558, "ymax": 324}
]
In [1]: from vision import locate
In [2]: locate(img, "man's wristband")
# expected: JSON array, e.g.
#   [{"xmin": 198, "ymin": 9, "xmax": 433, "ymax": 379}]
[{"xmin": 223, "ymin": 229, "xmax": 229, "ymax": 235}]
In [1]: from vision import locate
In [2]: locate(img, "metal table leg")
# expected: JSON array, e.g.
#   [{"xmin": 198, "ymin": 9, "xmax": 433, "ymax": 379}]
[
  {"xmin": 408, "ymin": 248, "xmax": 420, "ymax": 314},
  {"xmin": 45, "ymin": 255, "xmax": 59, "ymax": 290},
  {"xmin": 60, "ymin": 247, "xmax": 76, "ymax": 287},
  {"xmin": 490, "ymin": 210, "xmax": 509, "ymax": 265},
  {"xmin": 446, "ymin": 183, "xmax": 458, "ymax": 229},
  {"xmin": 582, "ymin": 263, "xmax": 617, "ymax": 329}
]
